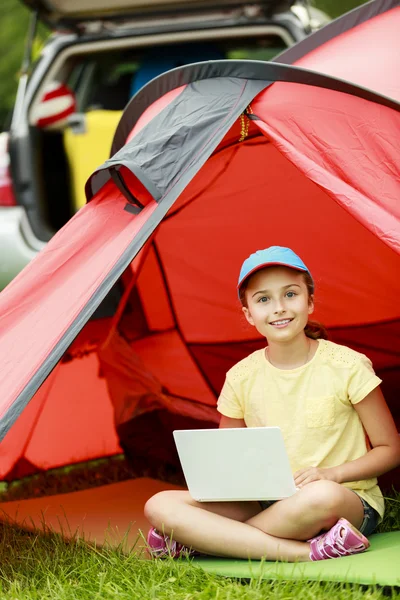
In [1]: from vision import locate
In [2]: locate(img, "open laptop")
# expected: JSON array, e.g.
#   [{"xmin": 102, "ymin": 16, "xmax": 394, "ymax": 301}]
[{"xmin": 173, "ymin": 427, "xmax": 297, "ymax": 502}]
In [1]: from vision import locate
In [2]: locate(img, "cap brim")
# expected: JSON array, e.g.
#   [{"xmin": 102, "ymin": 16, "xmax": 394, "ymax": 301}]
[{"xmin": 237, "ymin": 262, "xmax": 307, "ymax": 290}]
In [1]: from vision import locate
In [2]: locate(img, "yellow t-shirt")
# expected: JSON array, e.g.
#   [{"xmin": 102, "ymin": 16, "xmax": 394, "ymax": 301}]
[{"xmin": 217, "ymin": 339, "xmax": 384, "ymax": 519}]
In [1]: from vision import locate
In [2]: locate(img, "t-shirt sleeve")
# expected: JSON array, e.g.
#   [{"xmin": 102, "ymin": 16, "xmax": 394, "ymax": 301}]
[
  {"xmin": 348, "ymin": 355, "xmax": 382, "ymax": 405},
  {"xmin": 217, "ymin": 375, "xmax": 244, "ymax": 419}
]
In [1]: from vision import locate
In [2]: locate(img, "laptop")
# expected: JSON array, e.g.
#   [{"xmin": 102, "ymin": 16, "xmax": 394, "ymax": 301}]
[{"xmin": 173, "ymin": 427, "xmax": 297, "ymax": 502}]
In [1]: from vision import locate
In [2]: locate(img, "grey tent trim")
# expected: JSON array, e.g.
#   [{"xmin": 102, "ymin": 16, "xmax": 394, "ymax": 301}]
[
  {"xmin": 109, "ymin": 58, "xmax": 400, "ymax": 160},
  {"xmin": 0, "ymin": 76, "xmax": 267, "ymax": 442},
  {"xmin": 109, "ymin": 162, "xmax": 162, "ymax": 202},
  {"xmin": 93, "ymin": 59, "xmax": 400, "ymax": 205},
  {"xmin": 88, "ymin": 75, "xmax": 270, "ymax": 201},
  {"xmin": 274, "ymin": 0, "xmax": 399, "ymax": 66}
]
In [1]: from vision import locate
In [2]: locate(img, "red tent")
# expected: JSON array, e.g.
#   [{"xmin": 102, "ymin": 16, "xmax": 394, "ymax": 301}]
[{"xmin": 0, "ymin": 0, "xmax": 399, "ymax": 486}]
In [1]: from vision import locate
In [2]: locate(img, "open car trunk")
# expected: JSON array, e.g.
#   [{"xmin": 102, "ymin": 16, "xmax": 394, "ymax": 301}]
[
  {"xmin": 12, "ymin": 0, "xmax": 323, "ymax": 244},
  {"xmin": 20, "ymin": 30, "xmax": 293, "ymax": 237},
  {"xmin": 21, "ymin": 0, "xmax": 297, "ymax": 30}
]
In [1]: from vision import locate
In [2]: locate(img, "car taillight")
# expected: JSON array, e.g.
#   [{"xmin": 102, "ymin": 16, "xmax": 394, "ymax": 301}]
[{"xmin": 0, "ymin": 132, "xmax": 16, "ymax": 207}]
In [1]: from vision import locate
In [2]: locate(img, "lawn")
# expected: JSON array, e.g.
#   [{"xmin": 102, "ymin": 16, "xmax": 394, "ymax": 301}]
[{"xmin": 0, "ymin": 457, "xmax": 399, "ymax": 599}]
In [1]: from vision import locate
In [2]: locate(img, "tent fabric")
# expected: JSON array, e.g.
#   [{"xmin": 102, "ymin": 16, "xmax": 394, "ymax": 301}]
[
  {"xmin": 110, "ymin": 0, "xmax": 400, "ymax": 156},
  {"xmin": 108, "ymin": 57, "xmax": 400, "ymax": 160},
  {"xmin": 88, "ymin": 75, "xmax": 270, "ymax": 199},
  {"xmin": 0, "ymin": 181, "xmax": 158, "ymax": 444},
  {"xmin": 0, "ymin": 0, "xmax": 399, "ymax": 483},
  {"xmin": 273, "ymin": 0, "xmax": 399, "ymax": 68},
  {"xmin": 281, "ymin": 7, "xmax": 400, "ymax": 104}
]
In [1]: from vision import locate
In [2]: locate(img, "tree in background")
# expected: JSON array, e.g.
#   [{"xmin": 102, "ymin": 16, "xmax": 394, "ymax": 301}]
[
  {"xmin": 318, "ymin": 0, "xmax": 368, "ymax": 18},
  {"xmin": 1, "ymin": 0, "xmax": 30, "ymax": 126},
  {"xmin": 0, "ymin": 0, "xmax": 49, "ymax": 127},
  {"xmin": 0, "ymin": 0, "xmax": 368, "ymax": 128}
]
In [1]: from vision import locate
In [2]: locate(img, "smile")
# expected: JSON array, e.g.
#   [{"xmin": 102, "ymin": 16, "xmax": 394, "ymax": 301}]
[{"xmin": 269, "ymin": 318, "xmax": 293, "ymax": 328}]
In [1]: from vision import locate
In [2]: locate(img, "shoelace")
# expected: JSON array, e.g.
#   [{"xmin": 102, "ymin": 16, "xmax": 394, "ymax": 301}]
[{"xmin": 317, "ymin": 531, "xmax": 365, "ymax": 559}]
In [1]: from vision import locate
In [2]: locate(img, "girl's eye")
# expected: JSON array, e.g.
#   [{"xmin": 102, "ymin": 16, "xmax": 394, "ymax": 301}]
[
  {"xmin": 286, "ymin": 291, "xmax": 297, "ymax": 298},
  {"xmin": 258, "ymin": 296, "xmax": 269, "ymax": 303}
]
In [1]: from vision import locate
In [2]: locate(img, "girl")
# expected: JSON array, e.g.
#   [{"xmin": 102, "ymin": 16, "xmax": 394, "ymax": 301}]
[{"xmin": 145, "ymin": 246, "xmax": 400, "ymax": 561}]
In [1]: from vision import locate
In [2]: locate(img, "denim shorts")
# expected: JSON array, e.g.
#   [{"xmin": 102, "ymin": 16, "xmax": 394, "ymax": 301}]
[
  {"xmin": 355, "ymin": 494, "xmax": 380, "ymax": 537},
  {"xmin": 258, "ymin": 492, "xmax": 380, "ymax": 538}
]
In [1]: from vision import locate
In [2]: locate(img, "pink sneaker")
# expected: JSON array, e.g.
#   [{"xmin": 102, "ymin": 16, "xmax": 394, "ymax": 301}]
[
  {"xmin": 146, "ymin": 527, "xmax": 196, "ymax": 559},
  {"xmin": 309, "ymin": 518, "xmax": 370, "ymax": 561}
]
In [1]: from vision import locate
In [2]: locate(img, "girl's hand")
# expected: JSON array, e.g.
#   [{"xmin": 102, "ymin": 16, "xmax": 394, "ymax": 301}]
[{"xmin": 294, "ymin": 466, "xmax": 340, "ymax": 488}]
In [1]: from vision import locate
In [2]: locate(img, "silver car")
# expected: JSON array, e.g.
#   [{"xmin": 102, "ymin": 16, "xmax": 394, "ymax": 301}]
[{"xmin": 0, "ymin": 0, "xmax": 329, "ymax": 291}]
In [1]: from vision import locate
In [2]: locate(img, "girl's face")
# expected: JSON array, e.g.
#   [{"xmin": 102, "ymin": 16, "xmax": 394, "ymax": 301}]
[{"xmin": 242, "ymin": 266, "xmax": 314, "ymax": 343}]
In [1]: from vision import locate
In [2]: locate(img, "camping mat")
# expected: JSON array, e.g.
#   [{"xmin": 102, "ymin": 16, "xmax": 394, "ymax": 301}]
[
  {"xmin": 195, "ymin": 532, "xmax": 400, "ymax": 586},
  {"xmin": 1, "ymin": 480, "xmax": 399, "ymax": 585},
  {"xmin": 0, "ymin": 478, "xmax": 182, "ymax": 554}
]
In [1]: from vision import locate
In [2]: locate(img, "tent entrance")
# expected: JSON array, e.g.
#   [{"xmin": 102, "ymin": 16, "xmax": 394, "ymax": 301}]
[{"xmin": 1, "ymin": 121, "xmax": 400, "ymax": 486}]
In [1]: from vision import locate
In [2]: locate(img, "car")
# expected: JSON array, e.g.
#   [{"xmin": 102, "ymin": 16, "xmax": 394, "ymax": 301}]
[{"xmin": 0, "ymin": 0, "xmax": 329, "ymax": 291}]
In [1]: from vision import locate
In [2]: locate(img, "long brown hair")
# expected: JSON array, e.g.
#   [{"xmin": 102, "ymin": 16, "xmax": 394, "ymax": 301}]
[{"xmin": 239, "ymin": 270, "xmax": 328, "ymax": 340}]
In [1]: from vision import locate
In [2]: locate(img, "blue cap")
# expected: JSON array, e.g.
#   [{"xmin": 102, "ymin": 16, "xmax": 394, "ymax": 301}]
[{"xmin": 237, "ymin": 246, "xmax": 313, "ymax": 297}]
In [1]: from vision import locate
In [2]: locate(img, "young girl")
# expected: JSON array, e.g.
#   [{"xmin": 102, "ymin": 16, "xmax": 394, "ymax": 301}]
[{"xmin": 145, "ymin": 246, "xmax": 400, "ymax": 561}]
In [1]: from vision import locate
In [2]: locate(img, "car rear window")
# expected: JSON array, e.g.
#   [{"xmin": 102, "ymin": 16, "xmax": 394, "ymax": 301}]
[{"xmin": 66, "ymin": 36, "xmax": 287, "ymax": 113}]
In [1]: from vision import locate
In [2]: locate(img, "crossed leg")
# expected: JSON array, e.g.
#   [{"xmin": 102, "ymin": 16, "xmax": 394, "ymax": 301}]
[
  {"xmin": 144, "ymin": 480, "xmax": 364, "ymax": 562},
  {"xmin": 245, "ymin": 480, "xmax": 364, "ymax": 540}
]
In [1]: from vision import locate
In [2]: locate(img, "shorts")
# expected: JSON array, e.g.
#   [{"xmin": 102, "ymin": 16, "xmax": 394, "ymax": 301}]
[
  {"xmin": 356, "ymin": 494, "xmax": 380, "ymax": 537},
  {"xmin": 258, "ymin": 492, "xmax": 380, "ymax": 538}
]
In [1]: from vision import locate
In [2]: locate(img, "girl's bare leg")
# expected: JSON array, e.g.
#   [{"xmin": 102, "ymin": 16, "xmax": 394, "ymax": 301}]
[
  {"xmin": 246, "ymin": 480, "xmax": 365, "ymax": 541},
  {"xmin": 145, "ymin": 480, "xmax": 364, "ymax": 561},
  {"xmin": 145, "ymin": 491, "xmax": 310, "ymax": 561}
]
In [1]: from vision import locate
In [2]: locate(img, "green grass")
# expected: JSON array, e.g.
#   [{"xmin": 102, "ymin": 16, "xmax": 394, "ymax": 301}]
[
  {"xmin": 379, "ymin": 492, "xmax": 400, "ymax": 533},
  {"xmin": 0, "ymin": 460, "xmax": 399, "ymax": 599},
  {"xmin": 0, "ymin": 521, "xmax": 399, "ymax": 600}
]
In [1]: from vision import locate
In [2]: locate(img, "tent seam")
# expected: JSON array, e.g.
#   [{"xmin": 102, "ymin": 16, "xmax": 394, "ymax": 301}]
[{"xmin": 152, "ymin": 240, "xmax": 219, "ymax": 399}]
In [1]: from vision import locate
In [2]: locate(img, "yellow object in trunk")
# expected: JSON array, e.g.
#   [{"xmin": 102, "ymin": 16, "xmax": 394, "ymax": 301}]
[{"xmin": 63, "ymin": 110, "xmax": 122, "ymax": 211}]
